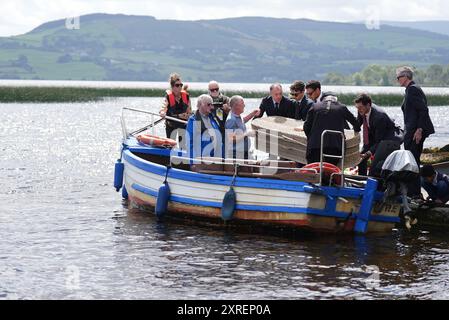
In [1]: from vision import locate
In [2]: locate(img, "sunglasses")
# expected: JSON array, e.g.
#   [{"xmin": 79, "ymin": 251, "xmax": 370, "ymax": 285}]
[
  {"xmin": 174, "ymin": 83, "xmax": 183, "ymax": 88},
  {"xmin": 290, "ymin": 92, "xmax": 300, "ymax": 96},
  {"xmin": 209, "ymin": 88, "xmax": 219, "ymax": 92},
  {"xmin": 396, "ymin": 76, "xmax": 404, "ymax": 81}
]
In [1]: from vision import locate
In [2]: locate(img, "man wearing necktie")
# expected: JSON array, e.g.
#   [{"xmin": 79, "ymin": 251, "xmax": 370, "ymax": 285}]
[
  {"xmin": 397, "ymin": 66, "xmax": 435, "ymax": 198},
  {"xmin": 355, "ymin": 94, "xmax": 402, "ymax": 176},
  {"xmin": 254, "ymin": 83, "xmax": 294, "ymax": 118},
  {"xmin": 305, "ymin": 80, "xmax": 323, "ymax": 106}
]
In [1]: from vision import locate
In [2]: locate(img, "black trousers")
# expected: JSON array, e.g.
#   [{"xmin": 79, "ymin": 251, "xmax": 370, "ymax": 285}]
[
  {"xmin": 165, "ymin": 123, "xmax": 186, "ymax": 150},
  {"xmin": 306, "ymin": 148, "xmax": 341, "ymax": 166},
  {"xmin": 404, "ymin": 137, "xmax": 425, "ymax": 197},
  {"xmin": 358, "ymin": 158, "xmax": 369, "ymax": 176},
  {"xmin": 358, "ymin": 141, "xmax": 401, "ymax": 177}
]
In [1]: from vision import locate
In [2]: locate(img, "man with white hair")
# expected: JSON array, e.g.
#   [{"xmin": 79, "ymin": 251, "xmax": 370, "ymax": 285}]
[
  {"xmin": 225, "ymin": 95, "xmax": 260, "ymax": 159},
  {"xmin": 397, "ymin": 66, "xmax": 435, "ymax": 198},
  {"xmin": 186, "ymin": 94, "xmax": 223, "ymax": 162},
  {"xmin": 208, "ymin": 80, "xmax": 231, "ymax": 136}
]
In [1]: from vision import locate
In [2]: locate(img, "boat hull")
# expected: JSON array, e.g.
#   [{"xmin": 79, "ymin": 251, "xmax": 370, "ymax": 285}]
[{"xmin": 121, "ymin": 148, "xmax": 401, "ymax": 234}]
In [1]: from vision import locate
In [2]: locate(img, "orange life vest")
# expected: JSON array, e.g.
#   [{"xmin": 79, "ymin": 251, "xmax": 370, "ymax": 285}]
[{"xmin": 166, "ymin": 89, "xmax": 189, "ymax": 108}]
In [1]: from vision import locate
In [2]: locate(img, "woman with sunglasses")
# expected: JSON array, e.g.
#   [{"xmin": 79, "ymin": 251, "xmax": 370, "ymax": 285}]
[{"xmin": 160, "ymin": 73, "xmax": 192, "ymax": 148}]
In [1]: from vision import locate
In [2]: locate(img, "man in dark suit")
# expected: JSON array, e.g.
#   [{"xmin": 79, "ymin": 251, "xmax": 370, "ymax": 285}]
[
  {"xmin": 289, "ymin": 80, "xmax": 314, "ymax": 120},
  {"xmin": 303, "ymin": 92, "xmax": 361, "ymax": 165},
  {"xmin": 354, "ymin": 93, "xmax": 403, "ymax": 176},
  {"xmin": 305, "ymin": 80, "xmax": 323, "ymax": 106},
  {"xmin": 255, "ymin": 83, "xmax": 295, "ymax": 118},
  {"xmin": 397, "ymin": 66, "xmax": 435, "ymax": 197}
]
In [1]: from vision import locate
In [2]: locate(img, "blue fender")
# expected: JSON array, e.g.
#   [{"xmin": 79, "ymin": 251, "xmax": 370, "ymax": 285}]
[
  {"xmin": 122, "ymin": 184, "xmax": 128, "ymax": 199},
  {"xmin": 155, "ymin": 181, "xmax": 171, "ymax": 218},
  {"xmin": 114, "ymin": 159, "xmax": 124, "ymax": 192},
  {"xmin": 221, "ymin": 187, "xmax": 236, "ymax": 221}
]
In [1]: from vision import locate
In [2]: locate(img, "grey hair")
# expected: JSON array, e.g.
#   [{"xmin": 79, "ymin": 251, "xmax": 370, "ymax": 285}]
[
  {"xmin": 196, "ymin": 94, "xmax": 213, "ymax": 108},
  {"xmin": 396, "ymin": 66, "xmax": 414, "ymax": 80},
  {"xmin": 208, "ymin": 80, "xmax": 219, "ymax": 88},
  {"xmin": 229, "ymin": 95, "xmax": 244, "ymax": 109},
  {"xmin": 270, "ymin": 83, "xmax": 283, "ymax": 92}
]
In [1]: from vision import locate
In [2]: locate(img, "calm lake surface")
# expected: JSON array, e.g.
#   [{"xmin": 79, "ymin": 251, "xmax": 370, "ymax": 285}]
[{"xmin": 1, "ymin": 97, "xmax": 449, "ymax": 300}]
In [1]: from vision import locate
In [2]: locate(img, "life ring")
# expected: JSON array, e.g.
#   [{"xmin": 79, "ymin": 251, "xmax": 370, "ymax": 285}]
[
  {"xmin": 299, "ymin": 162, "xmax": 342, "ymax": 185},
  {"xmin": 137, "ymin": 134, "xmax": 177, "ymax": 147}
]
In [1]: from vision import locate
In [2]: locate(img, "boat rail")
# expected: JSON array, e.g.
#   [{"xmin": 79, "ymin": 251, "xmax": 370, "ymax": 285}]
[
  {"xmin": 170, "ymin": 155, "xmax": 319, "ymax": 173},
  {"xmin": 320, "ymin": 130, "xmax": 345, "ymax": 187},
  {"xmin": 120, "ymin": 107, "xmax": 186, "ymax": 141}
]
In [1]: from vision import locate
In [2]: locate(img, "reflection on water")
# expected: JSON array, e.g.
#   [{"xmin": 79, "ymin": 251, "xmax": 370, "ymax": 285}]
[{"xmin": 1, "ymin": 98, "xmax": 449, "ymax": 300}]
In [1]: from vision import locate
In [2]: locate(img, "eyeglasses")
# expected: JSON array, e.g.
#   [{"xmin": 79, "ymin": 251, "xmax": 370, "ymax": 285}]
[
  {"xmin": 209, "ymin": 88, "xmax": 219, "ymax": 92},
  {"xmin": 290, "ymin": 92, "xmax": 300, "ymax": 97},
  {"xmin": 174, "ymin": 83, "xmax": 183, "ymax": 88}
]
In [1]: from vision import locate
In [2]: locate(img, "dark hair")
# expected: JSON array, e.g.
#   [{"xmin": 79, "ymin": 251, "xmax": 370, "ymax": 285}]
[
  {"xmin": 305, "ymin": 80, "xmax": 321, "ymax": 91},
  {"xmin": 290, "ymin": 80, "xmax": 305, "ymax": 92},
  {"xmin": 169, "ymin": 73, "xmax": 181, "ymax": 87},
  {"xmin": 354, "ymin": 93, "xmax": 372, "ymax": 106},
  {"xmin": 420, "ymin": 164, "xmax": 436, "ymax": 178}
]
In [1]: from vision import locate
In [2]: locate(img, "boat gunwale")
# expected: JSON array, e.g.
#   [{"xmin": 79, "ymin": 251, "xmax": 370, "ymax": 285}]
[{"xmin": 122, "ymin": 147, "xmax": 390, "ymax": 202}]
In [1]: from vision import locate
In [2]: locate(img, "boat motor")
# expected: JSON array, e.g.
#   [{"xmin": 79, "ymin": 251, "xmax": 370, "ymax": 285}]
[{"xmin": 380, "ymin": 150, "xmax": 420, "ymax": 229}]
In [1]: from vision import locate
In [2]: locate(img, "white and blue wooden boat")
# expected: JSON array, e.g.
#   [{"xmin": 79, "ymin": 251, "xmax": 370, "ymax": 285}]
[{"xmin": 114, "ymin": 107, "xmax": 402, "ymax": 234}]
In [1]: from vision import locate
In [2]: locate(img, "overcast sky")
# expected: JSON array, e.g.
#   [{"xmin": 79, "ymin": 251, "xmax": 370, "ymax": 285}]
[{"xmin": 1, "ymin": 0, "xmax": 448, "ymax": 37}]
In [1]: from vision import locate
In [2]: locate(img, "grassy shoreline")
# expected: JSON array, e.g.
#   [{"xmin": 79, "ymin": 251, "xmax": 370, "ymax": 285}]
[{"xmin": 1, "ymin": 86, "xmax": 449, "ymax": 106}]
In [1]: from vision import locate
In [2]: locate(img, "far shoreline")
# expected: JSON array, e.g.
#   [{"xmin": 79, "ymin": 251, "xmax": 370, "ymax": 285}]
[{"xmin": 1, "ymin": 85, "xmax": 449, "ymax": 106}]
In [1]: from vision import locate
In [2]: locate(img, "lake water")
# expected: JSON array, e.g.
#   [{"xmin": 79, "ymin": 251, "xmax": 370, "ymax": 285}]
[{"xmin": 1, "ymin": 97, "xmax": 449, "ymax": 300}]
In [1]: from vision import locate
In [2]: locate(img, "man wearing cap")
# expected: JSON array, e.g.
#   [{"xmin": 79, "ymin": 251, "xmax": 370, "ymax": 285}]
[
  {"xmin": 303, "ymin": 92, "xmax": 361, "ymax": 165},
  {"xmin": 289, "ymin": 80, "xmax": 314, "ymax": 121},
  {"xmin": 397, "ymin": 66, "xmax": 435, "ymax": 197}
]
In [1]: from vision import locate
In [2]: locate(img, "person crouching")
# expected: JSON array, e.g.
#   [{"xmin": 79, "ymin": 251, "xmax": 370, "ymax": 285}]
[{"xmin": 420, "ymin": 164, "xmax": 449, "ymax": 204}]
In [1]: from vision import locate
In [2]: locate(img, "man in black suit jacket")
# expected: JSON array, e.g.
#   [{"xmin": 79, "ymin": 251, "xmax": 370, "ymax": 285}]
[
  {"xmin": 355, "ymin": 94, "xmax": 402, "ymax": 176},
  {"xmin": 397, "ymin": 66, "xmax": 435, "ymax": 197},
  {"xmin": 255, "ymin": 83, "xmax": 295, "ymax": 118},
  {"xmin": 303, "ymin": 92, "xmax": 361, "ymax": 165},
  {"xmin": 289, "ymin": 80, "xmax": 314, "ymax": 120}
]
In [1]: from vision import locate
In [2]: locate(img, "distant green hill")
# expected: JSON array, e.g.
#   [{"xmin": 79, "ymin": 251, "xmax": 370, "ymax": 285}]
[
  {"xmin": 1, "ymin": 13, "xmax": 449, "ymax": 82},
  {"xmin": 383, "ymin": 21, "xmax": 449, "ymax": 37}
]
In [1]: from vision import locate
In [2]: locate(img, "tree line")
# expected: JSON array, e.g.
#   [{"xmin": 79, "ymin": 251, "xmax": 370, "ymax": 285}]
[{"xmin": 323, "ymin": 64, "xmax": 449, "ymax": 87}]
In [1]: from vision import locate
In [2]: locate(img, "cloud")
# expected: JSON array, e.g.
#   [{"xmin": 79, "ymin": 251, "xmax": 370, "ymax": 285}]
[{"xmin": 0, "ymin": 0, "xmax": 448, "ymax": 37}]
